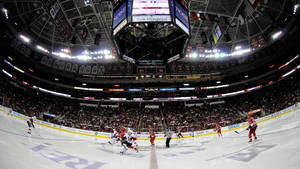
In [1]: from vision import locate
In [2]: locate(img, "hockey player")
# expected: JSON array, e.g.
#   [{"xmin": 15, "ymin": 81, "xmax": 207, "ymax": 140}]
[
  {"xmin": 120, "ymin": 128, "xmax": 126, "ymax": 140},
  {"xmin": 27, "ymin": 117, "xmax": 34, "ymax": 134},
  {"xmin": 247, "ymin": 115, "xmax": 258, "ymax": 142},
  {"xmin": 215, "ymin": 123, "xmax": 222, "ymax": 137},
  {"xmin": 30, "ymin": 116, "xmax": 35, "ymax": 128},
  {"xmin": 108, "ymin": 128, "xmax": 120, "ymax": 145},
  {"xmin": 120, "ymin": 130, "xmax": 138, "ymax": 154},
  {"xmin": 177, "ymin": 127, "xmax": 184, "ymax": 139},
  {"xmin": 149, "ymin": 129, "xmax": 156, "ymax": 146}
]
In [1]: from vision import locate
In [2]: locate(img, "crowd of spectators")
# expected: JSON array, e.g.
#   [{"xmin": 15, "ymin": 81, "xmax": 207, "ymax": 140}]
[{"xmin": 0, "ymin": 72, "xmax": 299, "ymax": 133}]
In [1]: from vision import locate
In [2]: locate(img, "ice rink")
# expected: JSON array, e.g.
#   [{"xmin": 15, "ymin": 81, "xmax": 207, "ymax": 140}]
[{"xmin": 1, "ymin": 109, "xmax": 300, "ymax": 169}]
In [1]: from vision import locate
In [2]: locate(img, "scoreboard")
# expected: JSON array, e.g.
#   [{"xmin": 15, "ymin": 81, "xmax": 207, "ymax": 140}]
[
  {"xmin": 112, "ymin": 0, "xmax": 191, "ymax": 63},
  {"xmin": 112, "ymin": 0, "xmax": 190, "ymax": 35},
  {"xmin": 132, "ymin": 0, "xmax": 171, "ymax": 22}
]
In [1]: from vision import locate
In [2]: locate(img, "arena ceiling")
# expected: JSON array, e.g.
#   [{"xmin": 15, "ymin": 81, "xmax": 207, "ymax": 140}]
[{"xmin": 1, "ymin": 0, "xmax": 294, "ymax": 52}]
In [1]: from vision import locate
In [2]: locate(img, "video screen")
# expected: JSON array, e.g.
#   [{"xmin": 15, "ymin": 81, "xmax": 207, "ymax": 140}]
[
  {"xmin": 132, "ymin": 0, "xmax": 170, "ymax": 15},
  {"xmin": 175, "ymin": 1, "xmax": 189, "ymax": 28},
  {"xmin": 113, "ymin": 2, "xmax": 126, "ymax": 29},
  {"xmin": 132, "ymin": 0, "xmax": 171, "ymax": 22}
]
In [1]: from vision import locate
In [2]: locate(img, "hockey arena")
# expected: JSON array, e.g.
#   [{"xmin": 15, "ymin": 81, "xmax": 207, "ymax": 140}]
[
  {"xmin": 0, "ymin": 104, "xmax": 300, "ymax": 169},
  {"xmin": 1, "ymin": 0, "xmax": 300, "ymax": 169}
]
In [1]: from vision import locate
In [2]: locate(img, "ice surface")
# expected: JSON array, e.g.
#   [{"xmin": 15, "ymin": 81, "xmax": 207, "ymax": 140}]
[{"xmin": 1, "ymin": 109, "xmax": 300, "ymax": 169}]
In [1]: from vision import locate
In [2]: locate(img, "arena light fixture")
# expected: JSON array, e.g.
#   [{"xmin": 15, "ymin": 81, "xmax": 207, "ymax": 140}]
[
  {"xmin": 77, "ymin": 55, "xmax": 91, "ymax": 60},
  {"xmin": 2, "ymin": 8, "xmax": 8, "ymax": 19},
  {"xmin": 272, "ymin": 31, "xmax": 282, "ymax": 39},
  {"xmin": 235, "ymin": 46, "xmax": 242, "ymax": 50},
  {"xmin": 104, "ymin": 55, "xmax": 113, "ymax": 59},
  {"xmin": 33, "ymin": 85, "xmax": 39, "ymax": 89},
  {"xmin": 84, "ymin": 0, "xmax": 91, "ymax": 6},
  {"xmin": 19, "ymin": 35, "xmax": 30, "ymax": 43},
  {"xmin": 293, "ymin": 4, "xmax": 299, "ymax": 15},
  {"xmin": 82, "ymin": 83, "xmax": 87, "ymax": 86},
  {"xmin": 183, "ymin": 83, "xmax": 189, "ymax": 86},
  {"xmin": 216, "ymin": 81, "xmax": 221, "ymax": 84},
  {"xmin": 36, "ymin": 45, "xmax": 49, "ymax": 53},
  {"xmin": 82, "ymin": 50, "xmax": 89, "ymax": 55},
  {"xmin": 52, "ymin": 52, "xmax": 71, "ymax": 58},
  {"xmin": 191, "ymin": 53, "xmax": 197, "ymax": 58},
  {"xmin": 231, "ymin": 48, "xmax": 251, "ymax": 56},
  {"xmin": 103, "ymin": 49, "xmax": 110, "ymax": 55},
  {"xmin": 61, "ymin": 48, "xmax": 70, "ymax": 53}
]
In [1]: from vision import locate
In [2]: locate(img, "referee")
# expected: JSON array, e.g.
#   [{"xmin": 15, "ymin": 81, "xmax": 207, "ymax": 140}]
[{"xmin": 165, "ymin": 129, "xmax": 172, "ymax": 148}]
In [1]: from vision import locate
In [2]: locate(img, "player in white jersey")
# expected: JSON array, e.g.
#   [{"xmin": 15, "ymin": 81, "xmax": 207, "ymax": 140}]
[
  {"xmin": 108, "ymin": 129, "xmax": 120, "ymax": 145},
  {"xmin": 26, "ymin": 117, "xmax": 34, "ymax": 134},
  {"xmin": 120, "ymin": 130, "xmax": 138, "ymax": 154}
]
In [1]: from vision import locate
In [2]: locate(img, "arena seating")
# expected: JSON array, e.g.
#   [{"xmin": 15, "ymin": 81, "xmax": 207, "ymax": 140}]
[{"xmin": 0, "ymin": 73, "xmax": 299, "ymax": 133}]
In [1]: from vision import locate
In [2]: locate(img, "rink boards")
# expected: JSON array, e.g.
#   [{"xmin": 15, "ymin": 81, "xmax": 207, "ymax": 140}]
[{"xmin": 0, "ymin": 102, "xmax": 299, "ymax": 145}]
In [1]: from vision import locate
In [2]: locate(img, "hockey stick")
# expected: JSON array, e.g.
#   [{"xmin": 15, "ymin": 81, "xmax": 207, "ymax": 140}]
[{"xmin": 234, "ymin": 129, "xmax": 248, "ymax": 134}]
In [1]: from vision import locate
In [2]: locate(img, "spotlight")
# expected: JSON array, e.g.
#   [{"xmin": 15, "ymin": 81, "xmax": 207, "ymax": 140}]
[
  {"xmin": 272, "ymin": 31, "xmax": 282, "ymax": 39},
  {"xmin": 2, "ymin": 8, "xmax": 8, "ymax": 19},
  {"xmin": 19, "ymin": 35, "xmax": 31, "ymax": 43}
]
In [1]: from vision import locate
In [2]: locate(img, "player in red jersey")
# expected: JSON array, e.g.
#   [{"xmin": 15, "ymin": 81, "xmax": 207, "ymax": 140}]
[
  {"xmin": 247, "ymin": 115, "xmax": 258, "ymax": 142},
  {"xmin": 120, "ymin": 128, "xmax": 126, "ymax": 140},
  {"xmin": 215, "ymin": 123, "xmax": 222, "ymax": 137},
  {"xmin": 149, "ymin": 128, "xmax": 156, "ymax": 146}
]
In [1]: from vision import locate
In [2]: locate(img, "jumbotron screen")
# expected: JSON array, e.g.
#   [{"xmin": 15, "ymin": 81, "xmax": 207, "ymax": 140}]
[
  {"xmin": 175, "ymin": 0, "xmax": 190, "ymax": 35},
  {"xmin": 113, "ymin": 2, "xmax": 127, "ymax": 29},
  {"xmin": 132, "ymin": 0, "xmax": 171, "ymax": 22}
]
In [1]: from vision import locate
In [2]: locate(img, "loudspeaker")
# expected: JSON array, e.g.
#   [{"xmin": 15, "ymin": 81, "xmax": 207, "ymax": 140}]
[
  {"xmin": 225, "ymin": 33, "xmax": 231, "ymax": 42},
  {"xmin": 94, "ymin": 33, "xmax": 101, "ymax": 46},
  {"xmin": 71, "ymin": 36, "xmax": 77, "ymax": 44},
  {"xmin": 201, "ymin": 32, "xmax": 208, "ymax": 44}
]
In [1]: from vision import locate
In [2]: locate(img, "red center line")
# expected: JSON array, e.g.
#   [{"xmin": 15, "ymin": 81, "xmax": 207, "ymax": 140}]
[{"xmin": 150, "ymin": 146, "xmax": 159, "ymax": 169}]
